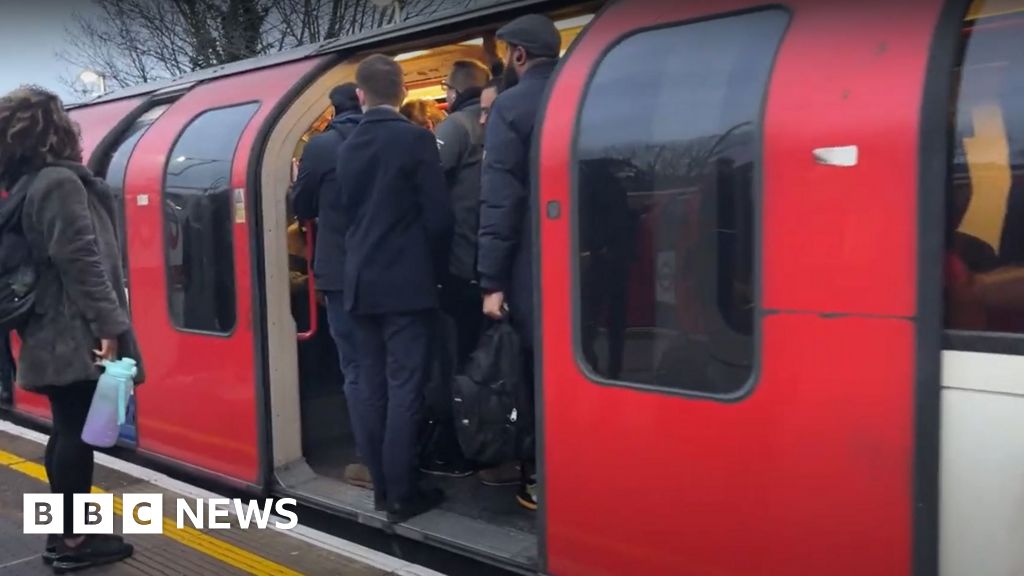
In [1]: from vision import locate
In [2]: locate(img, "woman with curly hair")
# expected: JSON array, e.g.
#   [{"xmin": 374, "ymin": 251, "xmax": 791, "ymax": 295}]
[{"xmin": 0, "ymin": 86, "xmax": 140, "ymax": 571}]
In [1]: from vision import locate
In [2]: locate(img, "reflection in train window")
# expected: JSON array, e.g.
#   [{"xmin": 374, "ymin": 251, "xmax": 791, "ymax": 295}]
[
  {"xmin": 163, "ymin": 103, "xmax": 258, "ymax": 334},
  {"xmin": 946, "ymin": 2, "xmax": 1024, "ymax": 335},
  {"xmin": 574, "ymin": 10, "xmax": 787, "ymax": 395}
]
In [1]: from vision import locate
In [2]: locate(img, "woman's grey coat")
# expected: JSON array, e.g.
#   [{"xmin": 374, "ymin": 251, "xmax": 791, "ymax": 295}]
[{"xmin": 17, "ymin": 161, "xmax": 144, "ymax": 390}]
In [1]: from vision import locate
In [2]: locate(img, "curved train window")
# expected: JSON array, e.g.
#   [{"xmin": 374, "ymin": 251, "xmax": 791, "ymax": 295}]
[
  {"xmin": 164, "ymin": 103, "xmax": 258, "ymax": 334},
  {"xmin": 104, "ymin": 104, "xmax": 171, "ymax": 306},
  {"xmin": 945, "ymin": 1, "xmax": 1024, "ymax": 338},
  {"xmin": 574, "ymin": 9, "xmax": 787, "ymax": 394}
]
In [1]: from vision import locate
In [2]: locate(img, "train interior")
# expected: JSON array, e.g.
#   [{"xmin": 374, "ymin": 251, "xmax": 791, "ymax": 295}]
[{"xmin": 258, "ymin": 10, "xmax": 594, "ymax": 567}]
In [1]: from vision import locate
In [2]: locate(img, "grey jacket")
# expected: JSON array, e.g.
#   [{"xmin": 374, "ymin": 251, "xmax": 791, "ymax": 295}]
[
  {"xmin": 435, "ymin": 98, "xmax": 484, "ymax": 282},
  {"xmin": 17, "ymin": 162, "xmax": 144, "ymax": 390}
]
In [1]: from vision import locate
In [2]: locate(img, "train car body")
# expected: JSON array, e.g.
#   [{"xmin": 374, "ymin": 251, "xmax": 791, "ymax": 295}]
[{"xmin": 5, "ymin": 0, "xmax": 1024, "ymax": 573}]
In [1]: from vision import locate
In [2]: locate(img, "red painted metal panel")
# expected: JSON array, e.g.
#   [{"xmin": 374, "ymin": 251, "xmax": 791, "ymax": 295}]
[
  {"xmin": 123, "ymin": 58, "xmax": 324, "ymax": 483},
  {"xmin": 761, "ymin": 4, "xmax": 927, "ymax": 317},
  {"xmin": 12, "ymin": 97, "xmax": 146, "ymax": 422},
  {"xmin": 538, "ymin": 0, "xmax": 939, "ymax": 574},
  {"xmin": 70, "ymin": 98, "xmax": 147, "ymax": 165}
]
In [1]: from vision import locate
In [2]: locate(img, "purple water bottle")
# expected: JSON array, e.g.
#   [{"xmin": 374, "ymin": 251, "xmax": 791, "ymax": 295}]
[{"xmin": 81, "ymin": 358, "xmax": 137, "ymax": 448}]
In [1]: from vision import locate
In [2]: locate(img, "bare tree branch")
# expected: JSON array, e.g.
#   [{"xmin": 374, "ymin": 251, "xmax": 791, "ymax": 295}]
[{"xmin": 60, "ymin": 0, "xmax": 489, "ymax": 95}]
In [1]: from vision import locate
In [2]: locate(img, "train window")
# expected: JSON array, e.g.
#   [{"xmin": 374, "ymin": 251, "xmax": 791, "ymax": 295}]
[
  {"xmin": 104, "ymin": 104, "xmax": 171, "ymax": 309},
  {"xmin": 945, "ymin": 2, "xmax": 1024, "ymax": 340},
  {"xmin": 574, "ymin": 9, "xmax": 787, "ymax": 395},
  {"xmin": 163, "ymin": 103, "xmax": 258, "ymax": 334}
]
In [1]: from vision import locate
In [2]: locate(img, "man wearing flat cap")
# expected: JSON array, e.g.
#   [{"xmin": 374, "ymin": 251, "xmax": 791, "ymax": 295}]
[{"xmin": 477, "ymin": 13, "xmax": 561, "ymax": 512}]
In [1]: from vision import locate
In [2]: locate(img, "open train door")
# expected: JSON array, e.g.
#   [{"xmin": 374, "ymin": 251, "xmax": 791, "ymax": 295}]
[
  {"xmin": 537, "ymin": 0, "xmax": 947, "ymax": 574},
  {"xmin": 118, "ymin": 59, "xmax": 325, "ymax": 485}
]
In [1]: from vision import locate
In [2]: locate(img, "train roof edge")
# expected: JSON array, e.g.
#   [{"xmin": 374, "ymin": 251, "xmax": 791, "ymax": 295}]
[{"xmin": 67, "ymin": 0, "xmax": 568, "ymax": 110}]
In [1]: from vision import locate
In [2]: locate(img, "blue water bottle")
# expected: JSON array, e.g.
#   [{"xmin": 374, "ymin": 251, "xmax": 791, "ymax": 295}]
[{"xmin": 81, "ymin": 358, "xmax": 137, "ymax": 448}]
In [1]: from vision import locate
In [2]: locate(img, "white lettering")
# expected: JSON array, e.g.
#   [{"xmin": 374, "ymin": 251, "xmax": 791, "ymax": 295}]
[
  {"xmin": 176, "ymin": 499, "xmax": 203, "ymax": 529},
  {"xmin": 273, "ymin": 498, "xmax": 298, "ymax": 529},
  {"xmin": 207, "ymin": 498, "xmax": 231, "ymax": 529},
  {"xmin": 233, "ymin": 499, "xmax": 273, "ymax": 530}
]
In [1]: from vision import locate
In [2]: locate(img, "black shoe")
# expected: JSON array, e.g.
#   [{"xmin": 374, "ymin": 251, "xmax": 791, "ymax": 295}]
[
  {"xmin": 45, "ymin": 534, "xmax": 124, "ymax": 565},
  {"xmin": 42, "ymin": 534, "xmax": 59, "ymax": 565},
  {"xmin": 374, "ymin": 492, "xmax": 387, "ymax": 512},
  {"xmin": 419, "ymin": 458, "xmax": 474, "ymax": 478},
  {"xmin": 52, "ymin": 535, "xmax": 132, "ymax": 574},
  {"xmin": 386, "ymin": 488, "xmax": 443, "ymax": 523}
]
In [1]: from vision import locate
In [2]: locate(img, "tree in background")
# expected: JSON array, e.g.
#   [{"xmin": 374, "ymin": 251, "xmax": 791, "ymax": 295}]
[{"xmin": 59, "ymin": 0, "xmax": 477, "ymax": 98}]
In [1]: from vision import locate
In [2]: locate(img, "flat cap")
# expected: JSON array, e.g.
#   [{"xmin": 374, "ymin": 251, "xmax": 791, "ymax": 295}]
[{"xmin": 497, "ymin": 14, "xmax": 561, "ymax": 59}]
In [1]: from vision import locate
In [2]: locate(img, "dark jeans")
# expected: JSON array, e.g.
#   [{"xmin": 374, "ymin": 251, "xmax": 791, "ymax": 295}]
[
  {"xmin": 323, "ymin": 291, "xmax": 359, "ymax": 388},
  {"xmin": 42, "ymin": 381, "xmax": 97, "ymax": 537},
  {"xmin": 349, "ymin": 311, "xmax": 431, "ymax": 504}
]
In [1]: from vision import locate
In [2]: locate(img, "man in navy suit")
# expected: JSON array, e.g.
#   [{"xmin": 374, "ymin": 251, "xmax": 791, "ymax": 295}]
[{"xmin": 338, "ymin": 54, "xmax": 453, "ymax": 522}]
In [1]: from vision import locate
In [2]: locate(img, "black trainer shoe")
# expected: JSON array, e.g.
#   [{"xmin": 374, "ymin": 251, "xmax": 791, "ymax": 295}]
[
  {"xmin": 45, "ymin": 534, "xmax": 124, "ymax": 565},
  {"xmin": 386, "ymin": 488, "xmax": 444, "ymax": 523},
  {"xmin": 419, "ymin": 458, "xmax": 474, "ymax": 478},
  {"xmin": 52, "ymin": 535, "xmax": 133, "ymax": 574},
  {"xmin": 373, "ymin": 491, "xmax": 387, "ymax": 512}
]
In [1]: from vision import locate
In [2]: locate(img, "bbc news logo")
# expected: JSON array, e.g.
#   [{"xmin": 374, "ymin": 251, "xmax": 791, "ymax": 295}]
[{"xmin": 23, "ymin": 494, "xmax": 298, "ymax": 534}]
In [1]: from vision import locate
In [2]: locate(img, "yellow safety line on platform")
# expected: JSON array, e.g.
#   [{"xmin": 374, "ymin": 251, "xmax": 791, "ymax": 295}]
[{"xmin": 0, "ymin": 448, "xmax": 302, "ymax": 576}]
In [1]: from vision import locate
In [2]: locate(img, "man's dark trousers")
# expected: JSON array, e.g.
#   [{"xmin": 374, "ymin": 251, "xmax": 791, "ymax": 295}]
[
  {"xmin": 323, "ymin": 291, "xmax": 359, "ymax": 390},
  {"xmin": 348, "ymin": 311, "xmax": 432, "ymax": 504}
]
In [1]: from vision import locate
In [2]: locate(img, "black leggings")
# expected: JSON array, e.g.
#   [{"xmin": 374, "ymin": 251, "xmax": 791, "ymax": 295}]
[{"xmin": 43, "ymin": 381, "xmax": 97, "ymax": 537}]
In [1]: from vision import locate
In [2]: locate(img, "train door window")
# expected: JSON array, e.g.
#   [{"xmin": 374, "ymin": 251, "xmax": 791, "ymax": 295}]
[
  {"xmin": 945, "ymin": 1, "xmax": 1024, "ymax": 343},
  {"xmin": 573, "ymin": 9, "xmax": 787, "ymax": 395},
  {"xmin": 102, "ymin": 104, "xmax": 171, "ymax": 309},
  {"xmin": 164, "ymin": 103, "xmax": 258, "ymax": 334}
]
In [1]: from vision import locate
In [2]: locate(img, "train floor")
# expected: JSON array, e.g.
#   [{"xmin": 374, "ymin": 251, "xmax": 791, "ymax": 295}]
[
  {"xmin": 305, "ymin": 442, "xmax": 536, "ymax": 535},
  {"xmin": 0, "ymin": 424, "xmax": 444, "ymax": 576}
]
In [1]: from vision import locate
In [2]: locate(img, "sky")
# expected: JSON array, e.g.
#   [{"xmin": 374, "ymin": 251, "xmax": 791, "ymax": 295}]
[{"xmin": 0, "ymin": 0, "xmax": 98, "ymax": 102}]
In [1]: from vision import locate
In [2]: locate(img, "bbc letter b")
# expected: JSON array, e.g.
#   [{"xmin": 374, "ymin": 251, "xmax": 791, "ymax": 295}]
[
  {"xmin": 73, "ymin": 494, "xmax": 114, "ymax": 534},
  {"xmin": 23, "ymin": 494, "xmax": 63, "ymax": 534}
]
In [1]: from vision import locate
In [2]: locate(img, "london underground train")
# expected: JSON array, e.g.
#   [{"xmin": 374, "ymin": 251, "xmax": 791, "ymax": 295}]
[{"xmin": 4, "ymin": 0, "xmax": 1023, "ymax": 573}]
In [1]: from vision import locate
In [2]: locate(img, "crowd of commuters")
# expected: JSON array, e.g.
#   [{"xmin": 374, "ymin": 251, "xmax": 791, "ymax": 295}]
[{"xmin": 291, "ymin": 13, "xmax": 562, "ymax": 517}]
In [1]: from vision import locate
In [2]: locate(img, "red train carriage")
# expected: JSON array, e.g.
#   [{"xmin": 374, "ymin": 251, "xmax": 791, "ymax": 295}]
[{"xmin": 5, "ymin": 0, "xmax": 1024, "ymax": 574}]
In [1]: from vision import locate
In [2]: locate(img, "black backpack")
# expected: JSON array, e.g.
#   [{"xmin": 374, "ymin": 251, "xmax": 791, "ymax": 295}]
[
  {"xmin": 451, "ymin": 321, "xmax": 524, "ymax": 466},
  {"xmin": 0, "ymin": 173, "xmax": 40, "ymax": 332}
]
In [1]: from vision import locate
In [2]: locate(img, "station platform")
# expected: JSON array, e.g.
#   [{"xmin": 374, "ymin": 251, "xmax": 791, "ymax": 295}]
[{"xmin": 0, "ymin": 424, "xmax": 445, "ymax": 576}]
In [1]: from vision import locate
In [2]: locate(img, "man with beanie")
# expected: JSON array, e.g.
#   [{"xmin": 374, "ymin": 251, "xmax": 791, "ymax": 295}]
[
  {"xmin": 477, "ymin": 13, "xmax": 561, "ymax": 511},
  {"xmin": 289, "ymin": 83, "xmax": 370, "ymax": 489}
]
